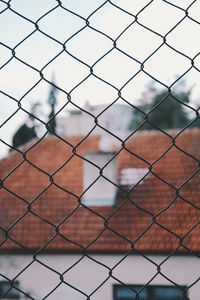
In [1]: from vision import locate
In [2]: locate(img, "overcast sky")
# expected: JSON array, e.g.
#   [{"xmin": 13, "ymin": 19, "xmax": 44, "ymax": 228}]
[{"xmin": 0, "ymin": 0, "xmax": 200, "ymax": 158}]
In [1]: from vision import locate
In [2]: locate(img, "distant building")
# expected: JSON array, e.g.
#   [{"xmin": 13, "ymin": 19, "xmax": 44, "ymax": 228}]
[{"xmin": 56, "ymin": 102, "xmax": 133, "ymax": 136}]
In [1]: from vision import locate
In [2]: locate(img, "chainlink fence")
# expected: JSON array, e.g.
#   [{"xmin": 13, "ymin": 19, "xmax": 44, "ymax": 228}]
[{"xmin": 0, "ymin": 0, "xmax": 200, "ymax": 299}]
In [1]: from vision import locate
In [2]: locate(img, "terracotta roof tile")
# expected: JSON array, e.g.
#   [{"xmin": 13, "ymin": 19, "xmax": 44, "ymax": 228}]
[{"xmin": 0, "ymin": 129, "xmax": 199, "ymax": 253}]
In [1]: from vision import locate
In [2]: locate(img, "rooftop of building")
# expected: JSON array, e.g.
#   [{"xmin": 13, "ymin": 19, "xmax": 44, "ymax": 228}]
[{"xmin": 0, "ymin": 128, "xmax": 199, "ymax": 254}]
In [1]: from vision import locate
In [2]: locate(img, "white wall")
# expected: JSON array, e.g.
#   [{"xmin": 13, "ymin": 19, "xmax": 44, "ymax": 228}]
[
  {"xmin": 56, "ymin": 104, "xmax": 133, "ymax": 137},
  {"xmin": 0, "ymin": 254, "xmax": 199, "ymax": 299}
]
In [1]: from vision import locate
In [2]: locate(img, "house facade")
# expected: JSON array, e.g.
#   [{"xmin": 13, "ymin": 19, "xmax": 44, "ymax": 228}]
[
  {"xmin": 0, "ymin": 129, "xmax": 199, "ymax": 299},
  {"xmin": 1, "ymin": 253, "xmax": 200, "ymax": 299}
]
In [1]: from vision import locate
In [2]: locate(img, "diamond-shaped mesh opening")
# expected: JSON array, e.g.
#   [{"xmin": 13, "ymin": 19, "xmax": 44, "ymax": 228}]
[{"xmin": 0, "ymin": 0, "xmax": 200, "ymax": 299}]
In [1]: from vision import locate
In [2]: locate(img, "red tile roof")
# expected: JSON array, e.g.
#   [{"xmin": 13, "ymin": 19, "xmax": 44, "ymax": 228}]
[{"xmin": 0, "ymin": 129, "xmax": 199, "ymax": 254}]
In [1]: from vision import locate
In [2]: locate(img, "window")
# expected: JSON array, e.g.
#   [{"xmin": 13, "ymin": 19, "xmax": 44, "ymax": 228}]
[
  {"xmin": 120, "ymin": 168, "xmax": 149, "ymax": 187},
  {"xmin": 83, "ymin": 152, "xmax": 117, "ymax": 206},
  {"xmin": 0, "ymin": 281, "xmax": 20, "ymax": 299},
  {"xmin": 113, "ymin": 285, "xmax": 187, "ymax": 300}
]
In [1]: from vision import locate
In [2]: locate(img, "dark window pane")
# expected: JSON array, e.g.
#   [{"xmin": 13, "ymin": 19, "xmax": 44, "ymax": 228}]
[
  {"xmin": 116, "ymin": 286, "xmax": 148, "ymax": 299},
  {"xmin": 0, "ymin": 282, "xmax": 20, "ymax": 299},
  {"xmin": 154, "ymin": 287, "xmax": 184, "ymax": 300}
]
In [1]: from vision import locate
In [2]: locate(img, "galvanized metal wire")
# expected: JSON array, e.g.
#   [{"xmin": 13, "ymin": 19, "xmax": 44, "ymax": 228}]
[{"xmin": 0, "ymin": 0, "xmax": 200, "ymax": 299}]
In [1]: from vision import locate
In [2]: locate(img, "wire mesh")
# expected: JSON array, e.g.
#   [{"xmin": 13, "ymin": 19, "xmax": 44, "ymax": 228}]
[{"xmin": 0, "ymin": 0, "xmax": 200, "ymax": 299}]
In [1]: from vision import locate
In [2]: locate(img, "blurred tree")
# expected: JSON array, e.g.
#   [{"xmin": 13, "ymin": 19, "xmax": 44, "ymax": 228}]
[
  {"xmin": 12, "ymin": 123, "xmax": 37, "ymax": 149},
  {"xmin": 12, "ymin": 101, "xmax": 41, "ymax": 149},
  {"xmin": 129, "ymin": 85, "xmax": 192, "ymax": 130},
  {"xmin": 47, "ymin": 84, "xmax": 57, "ymax": 135},
  {"xmin": 11, "ymin": 80, "xmax": 58, "ymax": 149}
]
